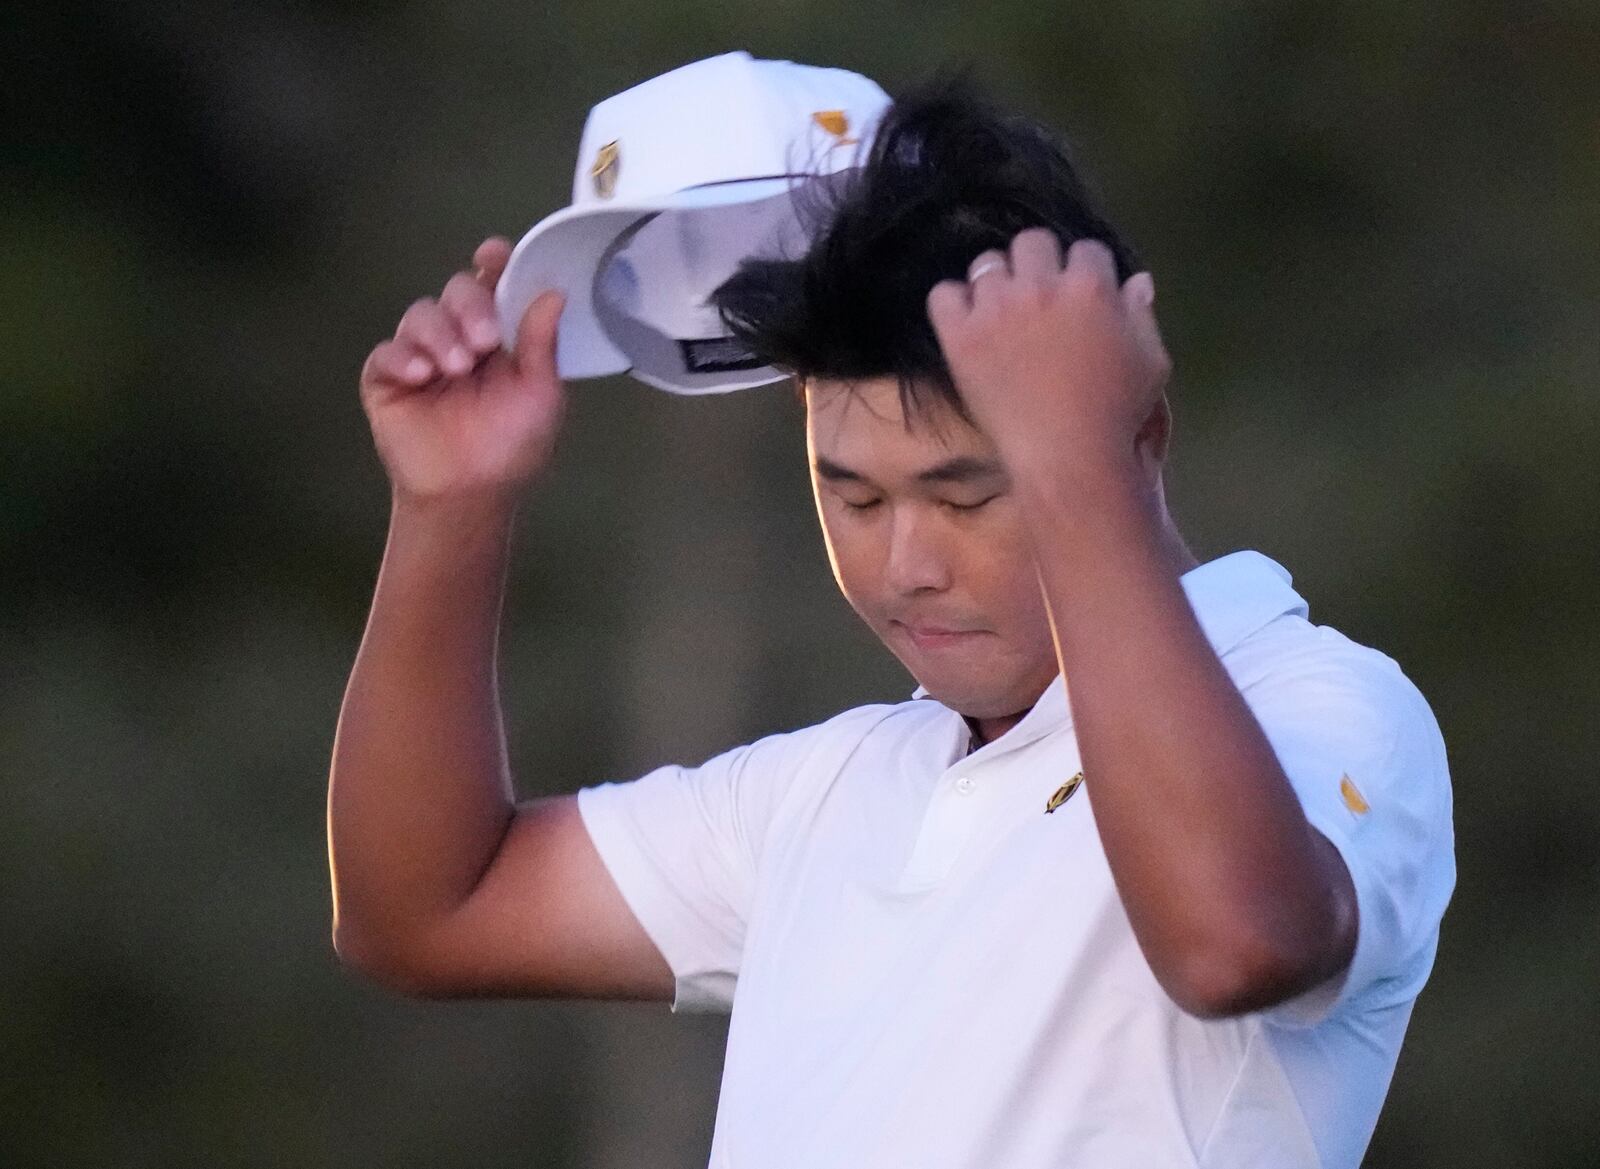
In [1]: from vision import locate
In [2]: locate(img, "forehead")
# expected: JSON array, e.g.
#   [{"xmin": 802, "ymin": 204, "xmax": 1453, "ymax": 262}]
[{"xmin": 804, "ymin": 376, "xmax": 990, "ymax": 472}]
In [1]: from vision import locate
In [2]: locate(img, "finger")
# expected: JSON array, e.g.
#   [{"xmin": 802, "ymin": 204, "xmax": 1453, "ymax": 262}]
[
  {"xmin": 397, "ymin": 297, "xmax": 475, "ymax": 377},
  {"xmin": 440, "ymin": 270, "xmax": 502, "ymax": 355},
  {"xmin": 965, "ymin": 247, "xmax": 1010, "ymax": 284},
  {"xmin": 1120, "ymin": 271, "xmax": 1155, "ymax": 312},
  {"xmin": 1064, "ymin": 237, "xmax": 1118, "ymax": 291},
  {"xmin": 512, "ymin": 288, "xmax": 565, "ymax": 385},
  {"xmin": 1009, "ymin": 226, "xmax": 1064, "ymax": 282},
  {"xmin": 1120, "ymin": 272, "xmax": 1171, "ymax": 375},
  {"xmin": 926, "ymin": 278, "xmax": 971, "ymax": 338},
  {"xmin": 368, "ymin": 336, "xmax": 436, "ymax": 383},
  {"xmin": 964, "ymin": 247, "xmax": 1011, "ymax": 315},
  {"xmin": 473, "ymin": 236, "xmax": 513, "ymax": 289},
  {"xmin": 361, "ymin": 339, "xmax": 437, "ymax": 405}
]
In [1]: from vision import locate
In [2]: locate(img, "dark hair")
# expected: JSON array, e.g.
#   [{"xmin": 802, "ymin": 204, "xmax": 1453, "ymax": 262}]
[{"xmin": 709, "ymin": 63, "xmax": 1144, "ymax": 425}]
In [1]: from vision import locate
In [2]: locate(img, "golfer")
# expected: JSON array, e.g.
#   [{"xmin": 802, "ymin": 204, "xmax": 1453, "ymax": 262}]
[{"xmin": 328, "ymin": 58, "xmax": 1455, "ymax": 1169}]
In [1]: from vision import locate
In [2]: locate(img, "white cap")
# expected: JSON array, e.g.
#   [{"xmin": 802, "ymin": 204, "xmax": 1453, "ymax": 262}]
[{"xmin": 495, "ymin": 50, "xmax": 892, "ymax": 394}]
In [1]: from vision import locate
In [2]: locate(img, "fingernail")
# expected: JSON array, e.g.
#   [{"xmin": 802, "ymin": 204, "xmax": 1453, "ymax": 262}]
[
  {"xmin": 470, "ymin": 320, "xmax": 499, "ymax": 347},
  {"xmin": 404, "ymin": 357, "xmax": 432, "ymax": 381},
  {"xmin": 445, "ymin": 347, "xmax": 472, "ymax": 373}
]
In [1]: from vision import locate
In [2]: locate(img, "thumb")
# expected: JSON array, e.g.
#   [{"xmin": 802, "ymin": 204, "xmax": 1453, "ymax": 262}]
[
  {"xmin": 1120, "ymin": 272, "xmax": 1169, "ymax": 374},
  {"xmin": 1122, "ymin": 270, "xmax": 1155, "ymax": 309},
  {"xmin": 513, "ymin": 288, "xmax": 566, "ymax": 385}
]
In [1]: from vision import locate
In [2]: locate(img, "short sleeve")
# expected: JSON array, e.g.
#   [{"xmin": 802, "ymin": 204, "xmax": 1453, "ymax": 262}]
[
  {"xmin": 576, "ymin": 729, "xmax": 803, "ymax": 1014},
  {"xmin": 1246, "ymin": 640, "xmax": 1457, "ymax": 1028}
]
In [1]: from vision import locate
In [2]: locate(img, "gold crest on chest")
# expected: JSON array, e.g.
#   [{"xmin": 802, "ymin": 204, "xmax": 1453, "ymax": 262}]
[{"xmin": 1045, "ymin": 772, "xmax": 1084, "ymax": 814}]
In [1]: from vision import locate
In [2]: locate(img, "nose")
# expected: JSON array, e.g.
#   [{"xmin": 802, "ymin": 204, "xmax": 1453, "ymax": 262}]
[{"xmin": 885, "ymin": 504, "xmax": 952, "ymax": 595}]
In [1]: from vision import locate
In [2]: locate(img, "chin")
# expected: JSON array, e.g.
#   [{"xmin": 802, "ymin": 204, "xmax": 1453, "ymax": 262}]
[
  {"xmin": 910, "ymin": 676, "xmax": 1013, "ymax": 719},
  {"xmin": 906, "ymin": 655, "xmax": 1057, "ymax": 720}
]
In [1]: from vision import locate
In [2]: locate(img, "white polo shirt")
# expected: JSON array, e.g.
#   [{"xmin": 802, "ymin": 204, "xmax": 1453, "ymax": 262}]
[{"xmin": 576, "ymin": 550, "xmax": 1456, "ymax": 1169}]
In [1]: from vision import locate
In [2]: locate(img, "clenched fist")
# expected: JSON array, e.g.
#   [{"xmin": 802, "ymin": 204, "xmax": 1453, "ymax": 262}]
[
  {"xmin": 926, "ymin": 229, "xmax": 1169, "ymax": 488},
  {"xmin": 359, "ymin": 236, "xmax": 567, "ymax": 508}
]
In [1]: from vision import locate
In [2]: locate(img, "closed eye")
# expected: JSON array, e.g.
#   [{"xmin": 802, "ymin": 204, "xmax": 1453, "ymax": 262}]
[
  {"xmin": 841, "ymin": 498, "xmax": 882, "ymax": 512},
  {"xmin": 944, "ymin": 496, "xmax": 998, "ymax": 512}
]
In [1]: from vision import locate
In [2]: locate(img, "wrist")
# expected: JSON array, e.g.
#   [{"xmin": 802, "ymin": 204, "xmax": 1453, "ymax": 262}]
[
  {"xmin": 386, "ymin": 489, "xmax": 522, "ymax": 574},
  {"xmin": 391, "ymin": 484, "xmax": 522, "ymax": 528},
  {"xmin": 1009, "ymin": 436, "xmax": 1145, "ymax": 504},
  {"xmin": 1012, "ymin": 446, "xmax": 1159, "ymax": 550}
]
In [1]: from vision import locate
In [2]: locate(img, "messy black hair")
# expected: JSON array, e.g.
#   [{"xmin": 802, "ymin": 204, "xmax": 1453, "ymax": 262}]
[{"xmin": 708, "ymin": 63, "xmax": 1144, "ymax": 425}]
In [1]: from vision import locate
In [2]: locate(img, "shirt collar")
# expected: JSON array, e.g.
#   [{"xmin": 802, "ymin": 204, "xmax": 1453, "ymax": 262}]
[{"xmin": 909, "ymin": 549, "xmax": 1309, "ymax": 752}]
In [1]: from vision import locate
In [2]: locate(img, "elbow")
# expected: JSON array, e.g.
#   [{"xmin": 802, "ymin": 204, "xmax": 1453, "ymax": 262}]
[
  {"xmin": 1159, "ymin": 923, "xmax": 1342, "ymax": 1020},
  {"xmin": 331, "ymin": 919, "xmax": 454, "ymax": 1000},
  {"xmin": 1162, "ymin": 944, "xmax": 1299, "ymax": 1020},
  {"xmin": 1160, "ymin": 868, "xmax": 1357, "ymax": 1020}
]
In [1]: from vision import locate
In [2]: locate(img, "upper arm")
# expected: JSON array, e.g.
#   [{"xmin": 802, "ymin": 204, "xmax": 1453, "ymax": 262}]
[
  {"xmin": 377, "ymin": 792, "xmax": 676, "ymax": 1003},
  {"xmin": 355, "ymin": 713, "xmax": 850, "ymax": 1009}
]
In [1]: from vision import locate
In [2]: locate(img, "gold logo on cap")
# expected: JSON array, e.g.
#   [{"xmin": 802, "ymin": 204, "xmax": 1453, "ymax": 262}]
[
  {"xmin": 591, "ymin": 140, "xmax": 621, "ymax": 199},
  {"xmin": 1339, "ymin": 773, "xmax": 1371, "ymax": 815},
  {"xmin": 811, "ymin": 109, "xmax": 858, "ymax": 146},
  {"xmin": 1045, "ymin": 772, "xmax": 1084, "ymax": 814}
]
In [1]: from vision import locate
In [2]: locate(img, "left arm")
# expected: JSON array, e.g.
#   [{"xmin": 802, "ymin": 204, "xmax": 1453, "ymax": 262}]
[
  {"xmin": 1019, "ymin": 458, "xmax": 1355, "ymax": 1017},
  {"xmin": 927, "ymin": 231, "xmax": 1357, "ymax": 1017}
]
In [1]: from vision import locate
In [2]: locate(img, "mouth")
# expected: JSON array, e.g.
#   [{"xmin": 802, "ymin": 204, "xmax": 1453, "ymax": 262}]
[{"xmin": 892, "ymin": 620, "xmax": 988, "ymax": 652}]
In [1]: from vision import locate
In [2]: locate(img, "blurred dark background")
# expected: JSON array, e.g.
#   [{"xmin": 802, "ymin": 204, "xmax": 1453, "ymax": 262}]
[{"xmin": 3, "ymin": 2, "xmax": 1596, "ymax": 1165}]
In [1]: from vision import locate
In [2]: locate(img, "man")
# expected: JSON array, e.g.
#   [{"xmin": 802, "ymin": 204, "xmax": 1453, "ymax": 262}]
[{"xmin": 328, "ymin": 67, "xmax": 1454, "ymax": 1169}]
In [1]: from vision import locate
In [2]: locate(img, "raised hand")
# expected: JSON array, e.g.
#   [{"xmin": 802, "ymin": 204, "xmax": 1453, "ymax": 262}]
[
  {"xmin": 926, "ymin": 229, "xmax": 1170, "ymax": 487},
  {"xmin": 359, "ymin": 236, "xmax": 567, "ymax": 508}
]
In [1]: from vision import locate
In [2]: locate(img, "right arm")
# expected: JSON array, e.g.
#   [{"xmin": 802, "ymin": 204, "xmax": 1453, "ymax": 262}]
[{"xmin": 326, "ymin": 237, "xmax": 673, "ymax": 1002}]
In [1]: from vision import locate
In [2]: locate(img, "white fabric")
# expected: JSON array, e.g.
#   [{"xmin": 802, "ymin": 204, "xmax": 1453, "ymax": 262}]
[{"xmin": 576, "ymin": 550, "xmax": 1456, "ymax": 1169}]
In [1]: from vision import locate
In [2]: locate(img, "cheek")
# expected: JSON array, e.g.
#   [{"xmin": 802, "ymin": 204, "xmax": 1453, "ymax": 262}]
[
  {"xmin": 963, "ymin": 521, "xmax": 1045, "ymax": 625},
  {"xmin": 818, "ymin": 511, "xmax": 884, "ymax": 609}
]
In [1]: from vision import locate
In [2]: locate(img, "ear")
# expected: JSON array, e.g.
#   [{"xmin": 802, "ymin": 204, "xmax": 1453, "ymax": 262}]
[{"xmin": 1134, "ymin": 393, "xmax": 1172, "ymax": 480}]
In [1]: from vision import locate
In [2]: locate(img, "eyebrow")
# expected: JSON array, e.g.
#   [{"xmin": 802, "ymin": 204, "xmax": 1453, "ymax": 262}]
[{"xmin": 813, "ymin": 455, "xmax": 1007, "ymax": 485}]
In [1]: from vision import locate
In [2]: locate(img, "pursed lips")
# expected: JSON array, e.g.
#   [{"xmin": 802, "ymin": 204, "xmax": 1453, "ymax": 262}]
[{"xmin": 891, "ymin": 619, "xmax": 988, "ymax": 651}]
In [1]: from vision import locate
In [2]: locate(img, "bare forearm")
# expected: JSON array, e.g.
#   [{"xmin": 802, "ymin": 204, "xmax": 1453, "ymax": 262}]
[
  {"xmin": 327, "ymin": 490, "xmax": 521, "ymax": 962},
  {"xmin": 1020, "ymin": 463, "xmax": 1341, "ymax": 1009}
]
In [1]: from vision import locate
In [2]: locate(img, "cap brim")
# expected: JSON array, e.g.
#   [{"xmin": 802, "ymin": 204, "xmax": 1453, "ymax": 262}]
[{"xmin": 495, "ymin": 177, "xmax": 798, "ymax": 381}]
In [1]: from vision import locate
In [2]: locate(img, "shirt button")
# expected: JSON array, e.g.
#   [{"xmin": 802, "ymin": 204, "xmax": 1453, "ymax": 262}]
[{"xmin": 954, "ymin": 775, "xmax": 976, "ymax": 795}]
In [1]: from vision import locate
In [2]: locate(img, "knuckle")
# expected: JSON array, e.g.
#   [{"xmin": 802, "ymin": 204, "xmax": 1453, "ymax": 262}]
[
  {"xmin": 927, "ymin": 279, "xmax": 959, "ymax": 310},
  {"xmin": 398, "ymin": 296, "xmax": 437, "ymax": 333},
  {"xmin": 1062, "ymin": 259, "xmax": 1105, "ymax": 293},
  {"xmin": 1058, "ymin": 265, "xmax": 1086, "ymax": 291},
  {"xmin": 1066, "ymin": 237, "xmax": 1113, "ymax": 273},
  {"xmin": 362, "ymin": 342, "xmax": 403, "ymax": 388},
  {"xmin": 442, "ymin": 270, "xmax": 482, "ymax": 304}
]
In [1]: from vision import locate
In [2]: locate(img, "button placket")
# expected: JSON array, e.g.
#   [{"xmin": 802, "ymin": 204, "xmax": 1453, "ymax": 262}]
[{"xmin": 897, "ymin": 761, "xmax": 990, "ymax": 888}]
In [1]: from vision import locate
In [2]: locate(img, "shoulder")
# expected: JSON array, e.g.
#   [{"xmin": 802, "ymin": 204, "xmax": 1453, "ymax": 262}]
[
  {"xmin": 648, "ymin": 695, "xmax": 939, "ymax": 796},
  {"xmin": 1233, "ymin": 614, "xmax": 1444, "ymax": 759},
  {"xmin": 735, "ymin": 694, "xmax": 946, "ymax": 769},
  {"xmin": 1233, "ymin": 615, "xmax": 1453, "ymax": 862}
]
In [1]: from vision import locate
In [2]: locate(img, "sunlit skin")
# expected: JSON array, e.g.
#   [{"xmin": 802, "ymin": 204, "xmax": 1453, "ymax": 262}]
[{"xmin": 804, "ymin": 374, "xmax": 1198, "ymax": 746}]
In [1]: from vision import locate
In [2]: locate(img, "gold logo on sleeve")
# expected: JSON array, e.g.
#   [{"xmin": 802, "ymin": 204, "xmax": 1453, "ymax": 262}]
[
  {"xmin": 1045, "ymin": 772, "xmax": 1084, "ymax": 814},
  {"xmin": 1339, "ymin": 773, "xmax": 1371, "ymax": 815}
]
